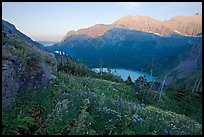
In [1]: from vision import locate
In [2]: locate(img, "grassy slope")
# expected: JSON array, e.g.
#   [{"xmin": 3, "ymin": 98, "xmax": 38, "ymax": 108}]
[
  {"xmin": 2, "ymin": 71, "xmax": 202, "ymax": 135},
  {"xmin": 45, "ymin": 73, "xmax": 202, "ymax": 135}
]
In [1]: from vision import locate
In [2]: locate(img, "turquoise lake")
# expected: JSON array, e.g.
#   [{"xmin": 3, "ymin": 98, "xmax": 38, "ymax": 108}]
[{"xmin": 92, "ymin": 68, "xmax": 155, "ymax": 82}]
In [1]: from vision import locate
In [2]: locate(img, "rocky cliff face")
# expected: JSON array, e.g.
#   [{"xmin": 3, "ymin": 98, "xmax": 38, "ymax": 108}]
[
  {"xmin": 2, "ymin": 56, "xmax": 25, "ymax": 111},
  {"xmin": 63, "ymin": 14, "xmax": 202, "ymax": 40},
  {"xmin": 2, "ymin": 32, "xmax": 57, "ymax": 111},
  {"xmin": 165, "ymin": 39, "xmax": 202, "ymax": 85}
]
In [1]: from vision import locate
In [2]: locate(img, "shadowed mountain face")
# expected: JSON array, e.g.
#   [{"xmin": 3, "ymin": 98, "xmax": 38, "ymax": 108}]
[
  {"xmin": 63, "ymin": 14, "xmax": 202, "ymax": 40},
  {"xmin": 47, "ymin": 28, "xmax": 201, "ymax": 77},
  {"xmin": 165, "ymin": 39, "xmax": 202, "ymax": 85}
]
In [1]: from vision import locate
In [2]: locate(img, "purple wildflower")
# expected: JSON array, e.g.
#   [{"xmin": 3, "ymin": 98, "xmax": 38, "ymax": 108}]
[
  {"xmin": 62, "ymin": 80, "xmax": 64, "ymax": 86},
  {"xmin": 42, "ymin": 73, "xmax": 46, "ymax": 77},
  {"xmin": 120, "ymin": 100, "xmax": 124, "ymax": 105},
  {"xmin": 163, "ymin": 120, "xmax": 169, "ymax": 126},
  {"xmin": 79, "ymin": 80, "xmax": 83, "ymax": 84},
  {"xmin": 92, "ymin": 92, "xmax": 97, "ymax": 97},
  {"xmin": 128, "ymin": 103, "xmax": 133, "ymax": 109},
  {"xmin": 163, "ymin": 129, "xmax": 169, "ymax": 135},
  {"xmin": 87, "ymin": 88, "xmax": 91, "ymax": 92},
  {"xmin": 111, "ymin": 100, "xmax": 116, "ymax": 105},
  {"xmin": 62, "ymin": 93, "xmax": 65, "ymax": 96},
  {"xmin": 15, "ymin": 83, "xmax": 20, "ymax": 89},
  {"xmin": 49, "ymin": 80, "xmax": 53, "ymax": 85},
  {"xmin": 6, "ymin": 91, "xmax": 12, "ymax": 98},
  {"xmin": 80, "ymin": 92, "xmax": 83, "ymax": 96},
  {"xmin": 88, "ymin": 91, "xmax": 91, "ymax": 95}
]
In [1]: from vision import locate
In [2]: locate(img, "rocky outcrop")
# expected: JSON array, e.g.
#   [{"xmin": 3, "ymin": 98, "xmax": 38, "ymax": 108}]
[
  {"xmin": 165, "ymin": 40, "xmax": 202, "ymax": 85},
  {"xmin": 2, "ymin": 56, "xmax": 25, "ymax": 111},
  {"xmin": 2, "ymin": 31, "xmax": 58, "ymax": 112}
]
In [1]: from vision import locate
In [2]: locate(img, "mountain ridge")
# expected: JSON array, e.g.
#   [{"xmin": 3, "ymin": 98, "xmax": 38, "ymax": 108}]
[
  {"xmin": 62, "ymin": 14, "xmax": 202, "ymax": 40},
  {"xmin": 2, "ymin": 19, "xmax": 45, "ymax": 50}
]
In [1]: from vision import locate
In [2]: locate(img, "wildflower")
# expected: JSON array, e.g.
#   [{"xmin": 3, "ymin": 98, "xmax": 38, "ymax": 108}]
[
  {"xmin": 132, "ymin": 114, "xmax": 139, "ymax": 120},
  {"xmin": 49, "ymin": 80, "xmax": 53, "ymax": 85},
  {"xmin": 79, "ymin": 80, "xmax": 83, "ymax": 84},
  {"xmin": 90, "ymin": 92, "xmax": 96, "ymax": 97},
  {"xmin": 128, "ymin": 102, "xmax": 133, "ymax": 109},
  {"xmin": 138, "ymin": 118, "xmax": 144, "ymax": 123},
  {"xmin": 34, "ymin": 85, "xmax": 36, "ymax": 90},
  {"xmin": 163, "ymin": 129, "xmax": 169, "ymax": 135},
  {"xmin": 62, "ymin": 80, "xmax": 64, "ymax": 86},
  {"xmin": 163, "ymin": 120, "xmax": 169, "ymax": 126},
  {"xmin": 42, "ymin": 73, "xmax": 46, "ymax": 77},
  {"xmin": 15, "ymin": 83, "xmax": 20, "ymax": 89},
  {"xmin": 119, "ymin": 98, "xmax": 124, "ymax": 105},
  {"xmin": 6, "ymin": 91, "xmax": 12, "ymax": 98},
  {"xmin": 88, "ymin": 90, "xmax": 91, "ymax": 95},
  {"xmin": 80, "ymin": 92, "xmax": 83, "ymax": 96}
]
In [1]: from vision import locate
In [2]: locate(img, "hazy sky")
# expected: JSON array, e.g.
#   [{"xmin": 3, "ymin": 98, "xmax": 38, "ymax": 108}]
[{"xmin": 2, "ymin": 2, "xmax": 202, "ymax": 41}]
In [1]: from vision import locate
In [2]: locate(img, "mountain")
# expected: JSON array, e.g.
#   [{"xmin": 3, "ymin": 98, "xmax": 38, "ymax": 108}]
[
  {"xmin": 63, "ymin": 14, "xmax": 202, "ymax": 40},
  {"xmin": 47, "ymin": 28, "xmax": 201, "ymax": 79},
  {"xmin": 165, "ymin": 39, "xmax": 202, "ymax": 85},
  {"xmin": 2, "ymin": 20, "xmax": 45, "ymax": 50}
]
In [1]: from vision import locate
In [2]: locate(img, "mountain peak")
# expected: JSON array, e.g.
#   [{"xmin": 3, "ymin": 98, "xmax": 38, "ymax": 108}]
[{"xmin": 62, "ymin": 14, "xmax": 202, "ymax": 40}]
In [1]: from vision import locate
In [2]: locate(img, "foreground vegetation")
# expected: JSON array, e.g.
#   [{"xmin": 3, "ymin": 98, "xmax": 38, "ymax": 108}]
[{"xmin": 2, "ymin": 71, "xmax": 202, "ymax": 135}]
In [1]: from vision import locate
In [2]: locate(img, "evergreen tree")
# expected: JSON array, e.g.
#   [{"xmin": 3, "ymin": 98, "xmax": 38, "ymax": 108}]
[
  {"xmin": 126, "ymin": 76, "xmax": 132, "ymax": 85},
  {"xmin": 99, "ymin": 59, "xmax": 103, "ymax": 79},
  {"xmin": 107, "ymin": 66, "xmax": 111, "ymax": 74}
]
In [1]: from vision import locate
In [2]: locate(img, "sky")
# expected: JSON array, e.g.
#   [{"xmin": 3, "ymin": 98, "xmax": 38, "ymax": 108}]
[{"xmin": 2, "ymin": 2, "xmax": 202, "ymax": 42}]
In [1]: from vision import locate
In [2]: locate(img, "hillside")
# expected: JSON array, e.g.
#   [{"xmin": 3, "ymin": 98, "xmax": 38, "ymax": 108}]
[
  {"xmin": 2, "ymin": 70, "xmax": 202, "ymax": 135},
  {"xmin": 63, "ymin": 14, "xmax": 202, "ymax": 40},
  {"xmin": 2, "ymin": 31, "xmax": 57, "ymax": 111}
]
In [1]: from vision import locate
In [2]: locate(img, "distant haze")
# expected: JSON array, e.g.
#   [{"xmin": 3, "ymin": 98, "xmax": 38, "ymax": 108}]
[
  {"xmin": 37, "ymin": 41, "xmax": 58, "ymax": 46},
  {"xmin": 2, "ymin": 2, "xmax": 202, "ymax": 41}
]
